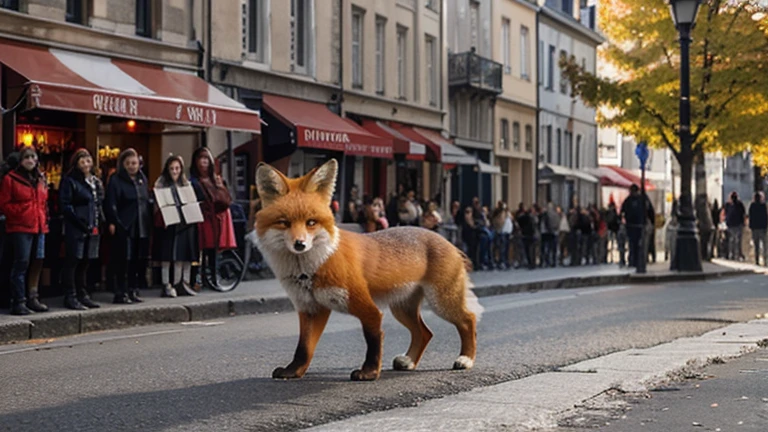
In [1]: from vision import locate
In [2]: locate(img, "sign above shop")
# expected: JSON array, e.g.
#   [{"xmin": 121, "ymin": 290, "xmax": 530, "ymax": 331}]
[{"xmin": 0, "ymin": 40, "xmax": 261, "ymax": 134}]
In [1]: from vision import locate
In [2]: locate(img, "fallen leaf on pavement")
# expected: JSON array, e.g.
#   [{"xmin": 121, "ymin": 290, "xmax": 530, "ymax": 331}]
[{"xmin": 692, "ymin": 421, "xmax": 702, "ymax": 427}]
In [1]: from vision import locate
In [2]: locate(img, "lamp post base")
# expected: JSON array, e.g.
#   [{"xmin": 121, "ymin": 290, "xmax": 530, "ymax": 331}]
[{"xmin": 671, "ymin": 215, "xmax": 703, "ymax": 272}]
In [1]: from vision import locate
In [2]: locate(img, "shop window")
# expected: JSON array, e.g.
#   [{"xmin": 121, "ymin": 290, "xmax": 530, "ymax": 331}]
[
  {"xmin": 0, "ymin": 0, "xmax": 18, "ymax": 10},
  {"xmin": 66, "ymin": 0, "xmax": 85, "ymax": 24},
  {"xmin": 15, "ymin": 124, "xmax": 83, "ymax": 190}
]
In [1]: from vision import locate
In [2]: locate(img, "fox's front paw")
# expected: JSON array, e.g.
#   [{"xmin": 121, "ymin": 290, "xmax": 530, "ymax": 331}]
[
  {"xmin": 350, "ymin": 368, "xmax": 380, "ymax": 381},
  {"xmin": 272, "ymin": 366, "xmax": 303, "ymax": 380}
]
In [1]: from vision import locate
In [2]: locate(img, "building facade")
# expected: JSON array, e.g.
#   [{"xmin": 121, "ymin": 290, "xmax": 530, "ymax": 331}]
[
  {"xmin": 446, "ymin": 0, "xmax": 503, "ymax": 208},
  {"xmin": 536, "ymin": 0, "xmax": 603, "ymax": 209},
  {"xmin": 0, "ymin": 0, "xmax": 247, "ymax": 184},
  {"xmin": 491, "ymin": 0, "xmax": 537, "ymax": 209},
  {"xmin": 0, "ymin": 0, "xmax": 262, "ymax": 299},
  {"xmin": 208, "ymin": 0, "xmax": 459, "ymax": 211}
]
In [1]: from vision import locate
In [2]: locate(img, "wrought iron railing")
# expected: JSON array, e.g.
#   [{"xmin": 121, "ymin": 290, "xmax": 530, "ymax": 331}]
[{"xmin": 448, "ymin": 50, "xmax": 503, "ymax": 94}]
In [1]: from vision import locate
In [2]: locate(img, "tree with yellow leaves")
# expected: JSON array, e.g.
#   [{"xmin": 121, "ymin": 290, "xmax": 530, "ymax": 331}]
[{"xmin": 562, "ymin": 0, "xmax": 768, "ymax": 269}]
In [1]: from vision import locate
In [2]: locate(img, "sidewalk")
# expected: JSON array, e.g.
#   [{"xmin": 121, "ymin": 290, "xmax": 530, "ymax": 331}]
[
  {"xmin": 0, "ymin": 259, "xmax": 756, "ymax": 345},
  {"xmin": 560, "ymin": 348, "xmax": 768, "ymax": 431},
  {"xmin": 303, "ymin": 319, "xmax": 768, "ymax": 431}
]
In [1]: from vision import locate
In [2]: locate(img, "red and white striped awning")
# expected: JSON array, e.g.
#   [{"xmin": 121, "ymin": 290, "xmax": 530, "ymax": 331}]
[{"xmin": 0, "ymin": 39, "xmax": 261, "ymax": 133}]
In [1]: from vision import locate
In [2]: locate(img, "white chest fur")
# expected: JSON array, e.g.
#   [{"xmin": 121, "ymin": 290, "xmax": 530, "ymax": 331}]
[{"xmin": 257, "ymin": 227, "xmax": 341, "ymax": 313}]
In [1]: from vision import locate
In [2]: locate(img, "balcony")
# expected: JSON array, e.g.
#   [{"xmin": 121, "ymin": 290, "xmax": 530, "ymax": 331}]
[{"xmin": 448, "ymin": 49, "xmax": 503, "ymax": 95}]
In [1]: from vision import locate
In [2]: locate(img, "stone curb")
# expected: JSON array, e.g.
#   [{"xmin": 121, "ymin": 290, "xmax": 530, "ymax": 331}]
[{"xmin": 1, "ymin": 270, "xmax": 752, "ymax": 345}]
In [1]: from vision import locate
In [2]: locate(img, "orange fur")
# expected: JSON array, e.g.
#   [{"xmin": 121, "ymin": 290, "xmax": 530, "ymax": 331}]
[{"xmin": 255, "ymin": 159, "xmax": 481, "ymax": 381}]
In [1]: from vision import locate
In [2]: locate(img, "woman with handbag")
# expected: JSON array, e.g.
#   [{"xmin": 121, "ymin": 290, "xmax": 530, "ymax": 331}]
[
  {"xmin": 58, "ymin": 149, "xmax": 103, "ymax": 310},
  {"xmin": 104, "ymin": 148, "xmax": 153, "ymax": 304},
  {"xmin": 190, "ymin": 148, "xmax": 236, "ymax": 288},
  {"xmin": 153, "ymin": 155, "xmax": 200, "ymax": 297}
]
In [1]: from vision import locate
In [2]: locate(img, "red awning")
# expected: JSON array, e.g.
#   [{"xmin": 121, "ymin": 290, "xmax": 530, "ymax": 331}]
[
  {"xmin": 602, "ymin": 165, "xmax": 655, "ymax": 191},
  {"xmin": 0, "ymin": 40, "xmax": 261, "ymax": 133},
  {"xmin": 392, "ymin": 125, "xmax": 477, "ymax": 165},
  {"xmin": 360, "ymin": 120, "xmax": 426, "ymax": 160},
  {"xmin": 263, "ymin": 94, "xmax": 392, "ymax": 158}
]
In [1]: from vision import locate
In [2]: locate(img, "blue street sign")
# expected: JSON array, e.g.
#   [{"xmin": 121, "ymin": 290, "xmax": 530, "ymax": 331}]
[{"xmin": 635, "ymin": 141, "xmax": 649, "ymax": 169}]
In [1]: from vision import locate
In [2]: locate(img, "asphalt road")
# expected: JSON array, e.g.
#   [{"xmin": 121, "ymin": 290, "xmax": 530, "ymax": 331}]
[{"xmin": 1, "ymin": 275, "xmax": 767, "ymax": 432}]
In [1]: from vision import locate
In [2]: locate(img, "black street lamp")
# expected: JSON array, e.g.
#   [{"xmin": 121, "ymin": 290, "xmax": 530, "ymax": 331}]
[{"xmin": 669, "ymin": 0, "xmax": 703, "ymax": 272}]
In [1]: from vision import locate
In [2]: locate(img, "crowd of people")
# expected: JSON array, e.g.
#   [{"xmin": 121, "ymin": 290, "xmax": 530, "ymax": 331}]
[
  {"xmin": 0, "ymin": 146, "xmax": 236, "ymax": 316},
  {"xmin": 708, "ymin": 190, "xmax": 768, "ymax": 266},
  {"xmin": 342, "ymin": 183, "xmax": 657, "ymax": 272}
]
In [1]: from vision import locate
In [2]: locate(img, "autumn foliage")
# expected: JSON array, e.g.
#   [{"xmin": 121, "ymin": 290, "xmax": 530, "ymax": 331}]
[{"xmin": 561, "ymin": 0, "xmax": 768, "ymax": 170}]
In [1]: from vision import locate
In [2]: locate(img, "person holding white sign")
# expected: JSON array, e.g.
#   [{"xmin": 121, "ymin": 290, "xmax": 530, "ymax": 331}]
[{"xmin": 153, "ymin": 155, "xmax": 201, "ymax": 297}]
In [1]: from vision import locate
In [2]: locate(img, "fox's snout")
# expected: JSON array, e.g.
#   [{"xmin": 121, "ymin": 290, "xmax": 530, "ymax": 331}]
[{"xmin": 293, "ymin": 239, "xmax": 307, "ymax": 252}]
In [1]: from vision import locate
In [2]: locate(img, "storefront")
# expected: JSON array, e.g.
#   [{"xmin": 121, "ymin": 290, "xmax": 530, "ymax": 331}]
[
  {"xmin": 0, "ymin": 39, "xmax": 262, "ymax": 298},
  {"xmin": 357, "ymin": 119, "xmax": 427, "ymax": 202},
  {"xmin": 259, "ymin": 94, "xmax": 393, "ymax": 219}
]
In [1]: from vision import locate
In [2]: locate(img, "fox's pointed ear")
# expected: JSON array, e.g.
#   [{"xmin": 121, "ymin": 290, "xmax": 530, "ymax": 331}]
[
  {"xmin": 303, "ymin": 159, "xmax": 338, "ymax": 204},
  {"xmin": 255, "ymin": 163, "xmax": 289, "ymax": 207}
]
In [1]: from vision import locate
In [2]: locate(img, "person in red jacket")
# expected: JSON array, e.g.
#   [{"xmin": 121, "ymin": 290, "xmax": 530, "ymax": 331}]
[{"xmin": 0, "ymin": 147, "xmax": 49, "ymax": 315}]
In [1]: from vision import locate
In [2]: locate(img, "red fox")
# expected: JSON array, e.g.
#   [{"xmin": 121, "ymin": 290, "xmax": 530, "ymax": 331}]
[{"xmin": 255, "ymin": 159, "xmax": 482, "ymax": 381}]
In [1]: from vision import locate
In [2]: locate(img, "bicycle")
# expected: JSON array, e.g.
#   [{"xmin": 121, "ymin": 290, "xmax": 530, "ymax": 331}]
[{"xmin": 200, "ymin": 229, "xmax": 272, "ymax": 292}]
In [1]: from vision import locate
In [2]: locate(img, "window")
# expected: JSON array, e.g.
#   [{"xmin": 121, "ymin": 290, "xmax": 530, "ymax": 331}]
[
  {"xmin": 538, "ymin": 40, "xmax": 544, "ymax": 85},
  {"xmin": 426, "ymin": 35, "xmax": 437, "ymax": 106},
  {"xmin": 450, "ymin": 98, "xmax": 458, "ymax": 135},
  {"xmin": 397, "ymin": 26, "xmax": 407, "ymax": 99},
  {"xmin": 188, "ymin": 0, "xmax": 196, "ymax": 41},
  {"xmin": 426, "ymin": 0, "xmax": 439, "ymax": 12},
  {"xmin": 562, "ymin": 0, "xmax": 573, "ymax": 16},
  {"xmin": 547, "ymin": 45, "xmax": 555, "ymax": 91},
  {"xmin": 520, "ymin": 26, "xmax": 530, "ymax": 80},
  {"xmin": 66, "ymin": 0, "xmax": 85, "ymax": 24},
  {"xmin": 575, "ymin": 134, "xmax": 582, "ymax": 169},
  {"xmin": 512, "ymin": 121, "xmax": 521, "ymax": 151},
  {"xmin": 564, "ymin": 131, "xmax": 572, "ymax": 167},
  {"xmin": 500, "ymin": 119, "xmax": 510, "ymax": 150},
  {"xmin": 292, "ymin": 0, "xmax": 313, "ymax": 75},
  {"xmin": 525, "ymin": 124, "xmax": 533, "ymax": 152},
  {"xmin": 351, "ymin": 8, "xmax": 364, "ymax": 88},
  {"xmin": 546, "ymin": 125, "xmax": 553, "ymax": 163},
  {"xmin": 559, "ymin": 50, "xmax": 568, "ymax": 94},
  {"xmin": 0, "ymin": 0, "xmax": 18, "ymax": 10},
  {"xmin": 470, "ymin": 103, "xmax": 481, "ymax": 139},
  {"xmin": 243, "ymin": 0, "xmax": 267, "ymax": 62},
  {"xmin": 501, "ymin": 18, "xmax": 511, "ymax": 74},
  {"xmin": 136, "ymin": 0, "xmax": 153, "ymax": 38},
  {"xmin": 375, "ymin": 17, "xmax": 386, "ymax": 94},
  {"xmin": 556, "ymin": 128, "xmax": 562, "ymax": 164},
  {"xmin": 470, "ymin": 1, "xmax": 480, "ymax": 50}
]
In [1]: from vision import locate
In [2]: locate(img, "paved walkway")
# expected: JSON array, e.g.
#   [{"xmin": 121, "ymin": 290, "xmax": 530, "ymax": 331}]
[{"xmin": 0, "ymin": 259, "xmax": 755, "ymax": 344}]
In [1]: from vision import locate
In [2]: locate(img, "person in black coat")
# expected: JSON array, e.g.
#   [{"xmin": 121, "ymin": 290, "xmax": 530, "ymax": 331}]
[
  {"xmin": 153, "ymin": 155, "xmax": 200, "ymax": 297},
  {"xmin": 59, "ymin": 149, "xmax": 104, "ymax": 310},
  {"xmin": 104, "ymin": 148, "xmax": 152, "ymax": 304}
]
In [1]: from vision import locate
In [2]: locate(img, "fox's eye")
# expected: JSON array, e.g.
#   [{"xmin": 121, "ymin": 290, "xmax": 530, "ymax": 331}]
[
  {"xmin": 307, "ymin": 219, "xmax": 317, "ymax": 227},
  {"xmin": 277, "ymin": 220, "xmax": 290, "ymax": 228}
]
